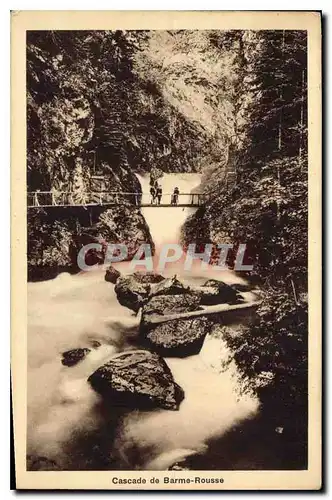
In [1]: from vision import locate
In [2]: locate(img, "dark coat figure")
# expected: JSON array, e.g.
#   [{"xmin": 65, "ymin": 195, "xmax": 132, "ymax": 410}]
[
  {"xmin": 150, "ymin": 186, "xmax": 156, "ymax": 204},
  {"xmin": 156, "ymin": 185, "xmax": 162, "ymax": 205},
  {"xmin": 172, "ymin": 187, "xmax": 180, "ymax": 205}
]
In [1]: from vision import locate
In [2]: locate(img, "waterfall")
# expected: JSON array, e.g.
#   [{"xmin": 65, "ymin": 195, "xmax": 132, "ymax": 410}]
[{"xmin": 135, "ymin": 173, "xmax": 201, "ymax": 248}]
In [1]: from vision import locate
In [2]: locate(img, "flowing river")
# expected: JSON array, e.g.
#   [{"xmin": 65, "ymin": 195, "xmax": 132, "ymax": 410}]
[{"xmin": 27, "ymin": 173, "xmax": 259, "ymax": 470}]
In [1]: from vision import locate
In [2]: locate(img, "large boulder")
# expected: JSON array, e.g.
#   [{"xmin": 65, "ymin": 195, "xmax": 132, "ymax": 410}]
[
  {"xmin": 88, "ymin": 350, "xmax": 184, "ymax": 411},
  {"xmin": 142, "ymin": 317, "xmax": 212, "ymax": 357},
  {"xmin": 105, "ymin": 265, "xmax": 121, "ymax": 284},
  {"xmin": 200, "ymin": 279, "xmax": 244, "ymax": 305},
  {"xmin": 142, "ymin": 293, "xmax": 201, "ymax": 318},
  {"xmin": 132, "ymin": 271, "xmax": 165, "ymax": 284},
  {"xmin": 151, "ymin": 276, "xmax": 190, "ymax": 297},
  {"xmin": 61, "ymin": 348, "xmax": 91, "ymax": 367},
  {"xmin": 114, "ymin": 276, "xmax": 151, "ymax": 313}
]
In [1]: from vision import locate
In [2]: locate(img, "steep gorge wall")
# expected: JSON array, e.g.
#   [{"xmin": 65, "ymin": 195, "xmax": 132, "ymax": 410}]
[{"xmin": 180, "ymin": 31, "xmax": 308, "ymax": 467}]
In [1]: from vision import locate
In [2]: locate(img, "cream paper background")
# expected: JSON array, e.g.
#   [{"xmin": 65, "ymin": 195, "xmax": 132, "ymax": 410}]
[{"xmin": 11, "ymin": 10, "xmax": 322, "ymax": 490}]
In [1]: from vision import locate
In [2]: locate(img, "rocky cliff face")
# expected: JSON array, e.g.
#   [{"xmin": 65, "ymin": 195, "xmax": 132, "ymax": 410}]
[
  {"xmin": 27, "ymin": 32, "xmax": 149, "ymax": 280},
  {"xmin": 28, "ymin": 205, "xmax": 154, "ymax": 281}
]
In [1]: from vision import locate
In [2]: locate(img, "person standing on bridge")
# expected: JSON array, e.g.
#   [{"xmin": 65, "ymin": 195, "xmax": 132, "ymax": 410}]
[
  {"xmin": 156, "ymin": 183, "xmax": 163, "ymax": 205},
  {"xmin": 34, "ymin": 189, "xmax": 40, "ymax": 207},
  {"xmin": 171, "ymin": 187, "xmax": 180, "ymax": 205},
  {"xmin": 51, "ymin": 186, "xmax": 58, "ymax": 205},
  {"xmin": 150, "ymin": 185, "xmax": 156, "ymax": 204}
]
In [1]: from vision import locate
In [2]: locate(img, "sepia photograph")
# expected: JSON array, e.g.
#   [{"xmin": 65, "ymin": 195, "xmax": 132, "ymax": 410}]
[{"xmin": 11, "ymin": 10, "xmax": 322, "ymax": 490}]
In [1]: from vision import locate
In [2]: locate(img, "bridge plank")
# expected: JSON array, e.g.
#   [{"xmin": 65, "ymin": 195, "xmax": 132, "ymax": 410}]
[{"xmin": 142, "ymin": 301, "xmax": 261, "ymax": 326}]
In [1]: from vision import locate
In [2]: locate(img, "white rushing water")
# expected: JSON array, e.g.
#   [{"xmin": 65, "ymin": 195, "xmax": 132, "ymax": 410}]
[
  {"xmin": 27, "ymin": 173, "xmax": 259, "ymax": 470},
  {"xmin": 136, "ymin": 172, "xmax": 201, "ymax": 248}
]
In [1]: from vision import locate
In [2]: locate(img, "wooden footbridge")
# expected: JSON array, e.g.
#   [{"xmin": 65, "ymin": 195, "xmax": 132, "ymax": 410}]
[
  {"xmin": 27, "ymin": 191, "xmax": 207, "ymax": 209},
  {"xmin": 142, "ymin": 300, "xmax": 261, "ymax": 327}
]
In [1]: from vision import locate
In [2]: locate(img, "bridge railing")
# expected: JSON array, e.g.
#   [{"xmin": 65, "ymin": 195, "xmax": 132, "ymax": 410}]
[
  {"xmin": 27, "ymin": 191, "xmax": 138, "ymax": 207},
  {"xmin": 142, "ymin": 192, "xmax": 207, "ymax": 205},
  {"xmin": 27, "ymin": 191, "xmax": 208, "ymax": 207}
]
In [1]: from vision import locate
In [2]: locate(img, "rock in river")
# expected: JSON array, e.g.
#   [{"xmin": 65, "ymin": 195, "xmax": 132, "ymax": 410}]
[
  {"xmin": 88, "ymin": 350, "xmax": 184, "ymax": 411},
  {"xmin": 114, "ymin": 275, "xmax": 150, "ymax": 313},
  {"xmin": 142, "ymin": 293, "xmax": 201, "ymax": 318},
  {"xmin": 142, "ymin": 317, "xmax": 212, "ymax": 357},
  {"xmin": 132, "ymin": 271, "xmax": 165, "ymax": 284},
  {"xmin": 200, "ymin": 279, "xmax": 244, "ymax": 305},
  {"xmin": 27, "ymin": 455, "xmax": 60, "ymax": 471},
  {"xmin": 230, "ymin": 282, "xmax": 252, "ymax": 293},
  {"xmin": 151, "ymin": 275, "xmax": 190, "ymax": 297},
  {"xmin": 105, "ymin": 265, "xmax": 121, "ymax": 284},
  {"xmin": 61, "ymin": 348, "xmax": 91, "ymax": 367}
]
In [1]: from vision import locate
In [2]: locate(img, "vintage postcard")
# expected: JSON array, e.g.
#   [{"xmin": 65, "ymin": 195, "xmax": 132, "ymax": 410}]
[{"xmin": 11, "ymin": 10, "xmax": 322, "ymax": 490}]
